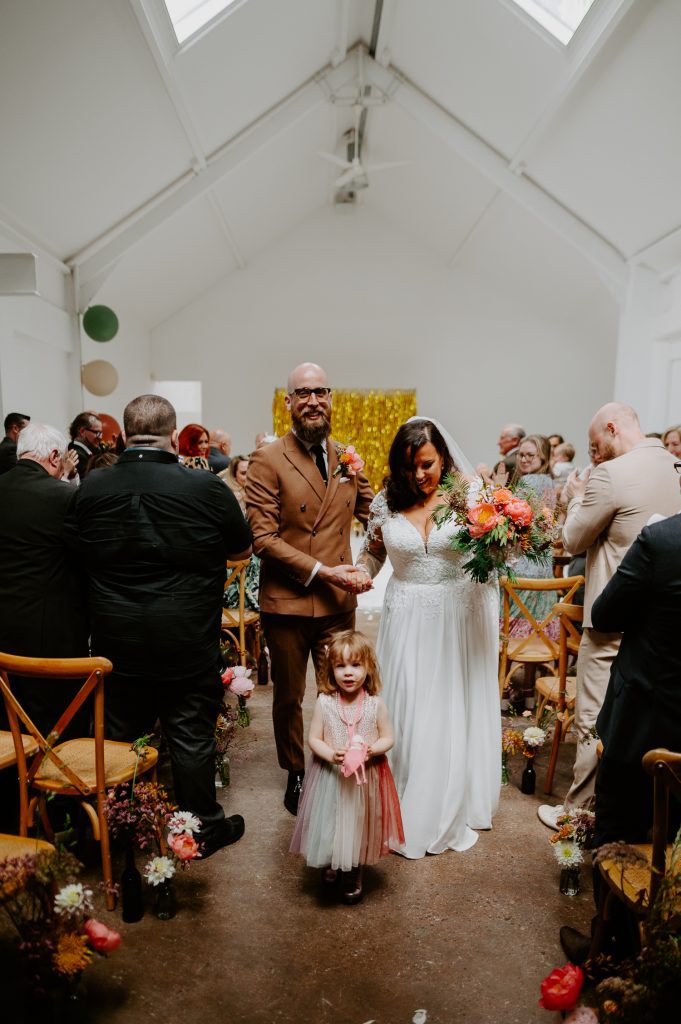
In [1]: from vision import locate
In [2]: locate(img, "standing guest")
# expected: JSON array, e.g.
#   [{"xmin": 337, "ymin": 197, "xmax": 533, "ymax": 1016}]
[
  {"xmin": 662, "ymin": 423, "xmax": 681, "ymax": 457},
  {"xmin": 178, "ymin": 422, "xmax": 211, "ymax": 471},
  {"xmin": 548, "ymin": 433, "xmax": 564, "ymax": 450},
  {"xmin": 246, "ymin": 362, "xmax": 374, "ymax": 815},
  {"xmin": 208, "ymin": 429, "xmax": 231, "ymax": 473},
  {"xmin": 68, "ymin": 411, "xmax": 103, "ymax": 480},
  {"xmin": 476, "ymin": 422, "xmax": 526, "ymax": 484},
  {"xmin": 560, "ymin": 493, "xmax": 681, "ymax": 965},
  {"xmin": 220, "ymin": 455, "xmax": 261, "ymax": 612},
  {"xmin": 0, "ymin": 423, "xmax": 89, "ymax": 737},
  {"xmin": 220, "ymin": 454, "xmax": 249, "ymax": 514},
  {"xmin": 538, "ymin": 403, "xmax": 680, "ymax": 829},
  {"xmin": 0, "ymin": 411, "xmax": 30, "ymax": 475},
  {"xmin": 73, "ymin": 395, "xmax": 252, "ymax": 857},
  {"xmin": 254, "ymin": 432, "xmax": 267, "ymax": 448}
]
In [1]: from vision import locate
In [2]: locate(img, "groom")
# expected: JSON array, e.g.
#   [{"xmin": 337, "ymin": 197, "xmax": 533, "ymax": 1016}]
[{"xmin": 246, "ymin": 362, "xmax": 374, "ymax": 814}]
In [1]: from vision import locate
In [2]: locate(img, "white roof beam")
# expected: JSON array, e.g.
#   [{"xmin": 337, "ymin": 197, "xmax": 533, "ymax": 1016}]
[
  {"xmin": 366, "ymin": 56, "xmax": 627, "ymax": 295},
  {"xmin": 331, "ymin": 0, "xmax": 352, "ymax": 66},
  {"xmin": 70, "ymin": 52, "xmax": 359, "ymax": 289}
]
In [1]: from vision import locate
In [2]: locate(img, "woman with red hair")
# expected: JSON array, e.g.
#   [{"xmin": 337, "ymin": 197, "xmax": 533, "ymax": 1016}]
[{"xmin": 178, "ymin": 423, "xmax": 210, "ymax": 471}]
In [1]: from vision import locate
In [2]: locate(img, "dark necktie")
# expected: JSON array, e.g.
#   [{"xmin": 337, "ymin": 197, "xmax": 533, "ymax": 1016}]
[{"xmin": 311, "ymin": 443, "xmax": 327, "ymax": 483}]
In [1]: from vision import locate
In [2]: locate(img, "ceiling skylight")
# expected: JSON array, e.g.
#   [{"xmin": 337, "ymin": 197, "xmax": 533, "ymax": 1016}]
[
  {"xmin": 509, "ymin": 0, "xmax": 597, "ymax": 45},
  {"xmin": 164, "ymin": 0, "xmax": 242, "ymax": 44}
]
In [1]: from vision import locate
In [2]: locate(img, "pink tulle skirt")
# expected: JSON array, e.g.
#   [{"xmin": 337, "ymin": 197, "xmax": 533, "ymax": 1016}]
[{"xmin": 290, "ymin": 754, "xmax": 405, "ymax": 871}]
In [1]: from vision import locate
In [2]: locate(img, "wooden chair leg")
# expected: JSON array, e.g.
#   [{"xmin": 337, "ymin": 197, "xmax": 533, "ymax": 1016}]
[
  {"xmin": 37, "ymin": 796, "xmax": 54, "ymax": 841},
  {"xmin": 97, "ymin": 800, "xmax": 115, "ymax": 912},
  {"xmin": 543, "ymin": 716, "xmax": 564, "ymax": 794}
]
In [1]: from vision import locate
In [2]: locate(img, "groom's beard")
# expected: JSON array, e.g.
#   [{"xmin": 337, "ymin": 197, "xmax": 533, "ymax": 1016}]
[{"xmin": 291, "ymin": 407, "xmax": 332, "ymax": 445}]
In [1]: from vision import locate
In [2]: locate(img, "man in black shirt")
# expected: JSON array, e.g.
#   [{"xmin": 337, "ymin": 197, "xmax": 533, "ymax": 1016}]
[
  {"xmin": 0, "ymin": 411, "xmax": 30, "ymax": 475},
  {"xmin": 73, "ymin": 394, "xmax": 252, "ymax": 857}
]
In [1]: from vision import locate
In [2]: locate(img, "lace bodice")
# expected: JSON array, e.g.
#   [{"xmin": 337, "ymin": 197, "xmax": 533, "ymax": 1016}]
[{"xmin": 319, "ymin": 692, "xmax": 379, "ymax": 750}]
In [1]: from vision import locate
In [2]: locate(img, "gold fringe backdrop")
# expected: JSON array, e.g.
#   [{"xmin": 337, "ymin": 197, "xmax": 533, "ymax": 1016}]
[{"xmin": 272, "ymin": 389, "xmax": 417, "ymax": 494}]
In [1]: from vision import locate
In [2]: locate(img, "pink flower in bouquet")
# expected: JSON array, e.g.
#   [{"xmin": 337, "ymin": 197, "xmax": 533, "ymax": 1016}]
[
  {"xmin": 221, "ymin": 667, "xmax": 234, "ymax": 687},
  {"xmin": 334, "ymin": 444, "xmax": 364, "ymax": 477},
  {"xmin": 491, "ymin": 487, "xmax": 514, "ymax": 507},
  {"xmin": 228, "ymin": 667, "xmax": 254, "ymax": 698},
  {"xmin": 84, "ymin": 918, "xmax": 122, "ymax": 953},
  {"xmin": 168, "ymin": 830, "xmax": 201, "ymax": 861},
  {"xmin": 504, "ymin": 498, "xmax": 533, "ymax": 526},
  {"xmin": 467, "ymin": 502, "xmax": 500, "ymax": 538}
]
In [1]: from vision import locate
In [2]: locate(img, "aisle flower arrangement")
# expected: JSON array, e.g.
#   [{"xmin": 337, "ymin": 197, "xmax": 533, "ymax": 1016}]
[
  {"xmin": 501, "ymin": 727, "xmax": 524, "ymax": 785},
  {"xmin": 434, "ymin": 474, "xmax": 556, "ymax": 583},
  {"xmin": 221, "ymin": 665, "xmax": 254, "ymax": 727},
  {"xmin": 0, "ymin": 848, "xmax": 121, "ymax": 996},
  {"xmin": 215, "ymin": 701, "xmax": 238, "ymax": 786}
]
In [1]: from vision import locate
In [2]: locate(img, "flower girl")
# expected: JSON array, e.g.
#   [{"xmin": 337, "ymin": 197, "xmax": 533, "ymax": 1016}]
[{"xmin": 290, "ymin": 630, "xmax": 404, "ymax": 904}]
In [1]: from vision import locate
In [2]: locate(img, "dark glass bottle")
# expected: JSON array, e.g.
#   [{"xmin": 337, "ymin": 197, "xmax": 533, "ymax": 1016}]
[
  {"xmin": 520, "ymin": 755, "xmax": 536, "ymax": 795},
  {"xmin": 120, "ymin": 846, "xmax": 144, "ymax": 922}
]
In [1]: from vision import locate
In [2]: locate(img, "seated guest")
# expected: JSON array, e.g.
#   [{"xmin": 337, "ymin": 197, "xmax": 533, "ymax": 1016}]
[
  {"xmin": 220, "ymin": 456, "xmax": 260, "ymax": 611},
  {"xmin": 208, "ymin": 429, "xmax": 231, "ymax": 473},
  {"xmin": 73, "ymin": 395, "xmax": 252, "ymax": 857},
  {"xmin": 662, "ymin": 423, "xmax": 681, "ymax": 457},
  {"xmin": 0, "ymin": 423, "xmax": 89, "ymax": 738},
  {"xmin": 69, "ymin": 411, "xmax": 103, "ymax": 480},
  {"xmin": 178, "ymin": 422, "xmax": 211, "ymax": 471},
  {"xmin": 0, "ymin": 411, "xmax": 30, "ymax": 475},
  {"xmin": 560, "ymin": 499, "xmax": 681, "ymax": 964},
  {"xmin": 551, "ymin": 441, "xmax": 576, "ymax": 480}
]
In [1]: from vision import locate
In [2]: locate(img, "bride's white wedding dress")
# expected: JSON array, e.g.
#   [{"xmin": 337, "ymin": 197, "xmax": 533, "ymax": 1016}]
[{"xmin": 359, "ymin": 491, "xmax": 501, "ymax": 858}]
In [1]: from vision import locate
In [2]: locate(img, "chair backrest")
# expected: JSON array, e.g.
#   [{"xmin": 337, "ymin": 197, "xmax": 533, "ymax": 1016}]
[
  {"xmin": 0, "ymin": 652, "xmax": 113, "ymax": 798},
  {"xmin": 499, "ymin": 574, "xmax": 584, "ymax": 660},
  {"xmin": 642, "ymin": 748, "xmax": 681, "ymax": 909},
  {"xmin": 223, "ymin": 559, "xmax": 251, "ymax": 667}
]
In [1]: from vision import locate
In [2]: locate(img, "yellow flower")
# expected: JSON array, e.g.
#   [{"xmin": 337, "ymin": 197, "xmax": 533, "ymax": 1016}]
[{"xmin": 53, "ymin": 932, "xmax": 93, "ymax": 976}]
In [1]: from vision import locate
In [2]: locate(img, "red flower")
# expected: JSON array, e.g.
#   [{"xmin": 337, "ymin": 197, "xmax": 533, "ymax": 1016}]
[
  {"xmin": 504, "ymin": 498, "xmax": 533, "ymax": 526},
  {"xmin": 538, "ymin": 963, "xmax": 584, "ymax": 1011},
  {"xmin": 168, "ymin": 830, "xmax": 201, "ymax": 861},
  {"xmin": 84, "ymin": 918, "xmax": 122, "ymax": 953},
  {"xmin": 491, "ymin": 487, "xmax": 514, "ymax": 507},
  {"xmin": 467, "ymin": 502, "xmax": 500, "ymax": 538}
]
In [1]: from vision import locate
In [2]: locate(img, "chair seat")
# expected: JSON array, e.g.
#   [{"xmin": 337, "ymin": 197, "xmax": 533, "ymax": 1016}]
[
  {"xmin": 32, "ymin": 740, "xmax": 158, "ymax": 792},
  {"xmin": 599, "ymin": 843, "xmax": 672, "ymax": 913},
  {"xmin": 222, "ymin": 609, "xmax": 259, "ymax": 628},
  {"xmin": 536, "ymin": 674, "xmax": 577, "ymax": 707},
  {"xmin": 0, "ymin": 730, "xmax": 39, "ymax": 770},
  {"xmin": 506, "ymin": 636, "xmax": 559, "ymax": 663},
  {"xmin": 0, "ymin": 833, "xmax": 56, "ymax": 860}
]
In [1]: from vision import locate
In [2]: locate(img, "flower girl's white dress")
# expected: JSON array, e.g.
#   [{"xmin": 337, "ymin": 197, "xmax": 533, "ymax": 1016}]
[{"xmin": 359, "ymin": 492, "xmax": 501, "ymax": 858}]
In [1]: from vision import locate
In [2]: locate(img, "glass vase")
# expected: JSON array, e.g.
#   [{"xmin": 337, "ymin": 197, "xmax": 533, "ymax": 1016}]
[
  {"xmin": 155, "ymin": 879, "xmax": 177, "ymax": 920},
  {"xmin": 216, "ymin": 755, "xmax": 230, "ymax": 788},
  {"xmin": 501, "ymin": 754, "xmax": 510, "ymax": 787},
  {"xmin": 120, "ymin": 845, "xmax": 144, "ymax": 922},
  {"xmin": 520, "ymin": 753, "xmax": 536, "ymax": 794},
  {"xmin": 559, "ymin": 866, "xmax": 581, "ymax": 896},
  {"xmin": 236, "ymin": 695, "xmax": 251, "ymax": 728}
]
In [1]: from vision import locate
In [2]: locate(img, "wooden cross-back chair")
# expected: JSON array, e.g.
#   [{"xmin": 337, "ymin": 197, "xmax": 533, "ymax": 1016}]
[
  {"xmin": 536, "ymin": 601, "xmax": 583, "ymax": 794},
  {"xmin": 498, "ymin": 575, "xmax": 584, "ymax": 699},
  {"xmin": 589, "ymin": 748, "xmax": 681, "ymax": 959},
  {"xmin": 0, "ymin": 652, "xmax": 158, "ymax": 910},
  {"xmin": 221, "ymin": 558, "xmax": 261, "ymax": 669}
]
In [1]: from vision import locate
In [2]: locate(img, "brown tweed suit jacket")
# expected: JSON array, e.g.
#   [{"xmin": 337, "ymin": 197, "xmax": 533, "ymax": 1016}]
[{"xmin": 245, "ymin": 431, "xmax": 374, "ymax": 617}]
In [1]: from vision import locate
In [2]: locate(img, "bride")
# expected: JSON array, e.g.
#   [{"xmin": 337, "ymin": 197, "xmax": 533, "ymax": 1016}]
[{"xmin": 356, "ymin": 417, "xmax": 501, "ymax": 858}]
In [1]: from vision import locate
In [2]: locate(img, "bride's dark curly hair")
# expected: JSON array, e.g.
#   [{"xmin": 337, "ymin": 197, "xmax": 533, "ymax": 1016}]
[{"xmin": 384, "ymin": 420, "xmax": 455, "ymax": 512}]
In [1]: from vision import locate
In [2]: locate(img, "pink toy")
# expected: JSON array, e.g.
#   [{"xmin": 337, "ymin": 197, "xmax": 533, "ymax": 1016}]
[{"xmin": 342, "ymin": 735, "xmax": 368, "ymax": 785}]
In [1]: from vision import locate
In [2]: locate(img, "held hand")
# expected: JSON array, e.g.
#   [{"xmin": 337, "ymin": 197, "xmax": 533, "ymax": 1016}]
[
  {"xmin": 491, "ymin": 463, "xmax": 509, "ymax": 486},
  {"xmin": 319, "ymin": 565, "xmax": 372, "ymax": 593},
  {"xmin": 331, "ymin": 748, "xmax": 345, "ymax": 765},
  {"xmin": 564, "ymin": 467, "xmax": 588, "ymax": 503}
]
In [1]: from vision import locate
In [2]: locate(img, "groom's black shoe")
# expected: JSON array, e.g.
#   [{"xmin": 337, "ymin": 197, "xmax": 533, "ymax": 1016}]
[
  {"xmin": 201, "ymin": 815, "xmax": 245, "ymax": 859},
  {"xmin": 559, "ymin": 926, "xmax": 591, "ymax": 966},
  {"xmin": 284, "ymin": 771, "xmax": 305, "ymax": 816}
]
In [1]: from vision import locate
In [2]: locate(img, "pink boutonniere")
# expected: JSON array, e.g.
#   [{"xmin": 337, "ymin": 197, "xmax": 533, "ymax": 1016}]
[{"xmin": 333, "ymin": 443, "xmax": 365, "ymax": 478}]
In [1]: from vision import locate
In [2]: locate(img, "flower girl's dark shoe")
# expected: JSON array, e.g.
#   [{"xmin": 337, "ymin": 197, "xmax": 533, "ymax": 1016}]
[{"xmin": 341, "ymin": 866, "xmax": 363, "ymax": 905}]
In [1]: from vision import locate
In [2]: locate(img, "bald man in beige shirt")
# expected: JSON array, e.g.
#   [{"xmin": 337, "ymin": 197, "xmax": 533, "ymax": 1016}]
[{"xmin": 538, "ymin": 404, "xmax": 680, "ymax": 828}]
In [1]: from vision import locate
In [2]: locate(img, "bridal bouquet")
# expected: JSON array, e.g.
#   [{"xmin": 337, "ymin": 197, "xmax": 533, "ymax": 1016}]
[{"xmin": 433, "ymin": 474, "xmax": 556, "ymax": 583}]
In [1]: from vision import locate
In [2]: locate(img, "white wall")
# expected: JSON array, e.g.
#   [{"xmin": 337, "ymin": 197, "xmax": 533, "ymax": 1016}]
[{"xmin": 151, "ymin": 206, "xmax": 618, "ymax": 465}]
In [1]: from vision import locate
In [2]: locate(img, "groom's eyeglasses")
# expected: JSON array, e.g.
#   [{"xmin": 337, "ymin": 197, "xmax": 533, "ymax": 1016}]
[{"xmin": 289, "ymin": 387, "xmax": 331, "ymax": 402}]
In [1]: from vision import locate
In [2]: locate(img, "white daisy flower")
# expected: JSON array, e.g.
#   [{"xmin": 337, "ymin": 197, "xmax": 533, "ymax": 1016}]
[
  {"xmin": 167, "ymin": 811, "xmax": 202, "ymax": 835},
  {"xmin": 523, "ymin": 726, "xmax": 546, "ymax": 748},
  {"xmin": 552, "ymin": 840, "xmax": 584, "ymax": 868},
  {"xmin": 144, "ymin": 856, "xmax": 176, "ymax": 886},
  {"xmin": 54, "ymin": 883, "xmax": 93, "ymax": 916}
]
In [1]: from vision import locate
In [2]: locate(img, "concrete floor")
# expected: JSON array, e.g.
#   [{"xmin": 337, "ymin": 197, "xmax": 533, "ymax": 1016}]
[{"xmin": 2, "ymin": 612, "xmax": 594, "ymax": 1024}]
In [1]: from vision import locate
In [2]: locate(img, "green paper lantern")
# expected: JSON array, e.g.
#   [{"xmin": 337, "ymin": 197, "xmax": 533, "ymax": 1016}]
[{"xmin": 83, "ymin": 305, "xmax": 118, "ymax": 342}]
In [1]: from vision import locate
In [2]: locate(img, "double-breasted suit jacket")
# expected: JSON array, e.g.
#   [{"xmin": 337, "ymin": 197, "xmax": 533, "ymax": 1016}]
[{"xmin": 246, "ymin": 431, "xmax": 374, "ymax": 616}]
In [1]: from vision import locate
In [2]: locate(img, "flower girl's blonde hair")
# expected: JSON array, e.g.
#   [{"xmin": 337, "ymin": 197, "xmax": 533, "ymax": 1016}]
[{"xmin": 321, "ymin": 630, "xmax": 382, "ymax": 697}]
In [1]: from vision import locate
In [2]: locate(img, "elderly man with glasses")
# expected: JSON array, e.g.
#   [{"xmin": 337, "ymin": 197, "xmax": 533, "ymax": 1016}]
[
  {"xmin": 68, "ymin": 410, "xmax": 104, "ymax": 480},
  {"xmin": 246, "ymin": 362, "xmax": 374, "ymax": 815}
]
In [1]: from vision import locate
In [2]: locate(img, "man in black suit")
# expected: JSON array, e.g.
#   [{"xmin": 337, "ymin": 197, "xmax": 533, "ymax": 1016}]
[
  {"xmin": 68, "ymin": 410, "xmax": 103, "ymax": 480},
  {"xmin": 0, "ymin": 411, "xmax": 30, "ymax": 475},
  {"xmin": 0, "ymin": 422, "xmax": 88, "ymax": 737},
  {"xmin": 560, "ymin": 471, "xmax": 681, "ymax": 962},
  {"xmin": 73, "ymin": 394, "xmax": 252, "ymax": 857}
]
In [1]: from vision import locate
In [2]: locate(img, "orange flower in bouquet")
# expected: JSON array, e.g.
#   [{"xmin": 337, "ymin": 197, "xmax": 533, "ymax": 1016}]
[{"xmin": 434, "ymin": 472, "xmax": 556, "ymax": 583}]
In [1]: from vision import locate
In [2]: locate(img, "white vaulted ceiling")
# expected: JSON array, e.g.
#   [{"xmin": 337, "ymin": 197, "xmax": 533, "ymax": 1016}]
[{"xmin": 1, "ymin": 0, "xmax": 680, "ymax": 326}]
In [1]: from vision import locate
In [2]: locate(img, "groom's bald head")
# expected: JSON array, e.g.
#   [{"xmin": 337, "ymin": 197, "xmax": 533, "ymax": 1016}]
[{"xmin": 286, "ymin": 363, "xmax": 328, "ymax": 392}]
